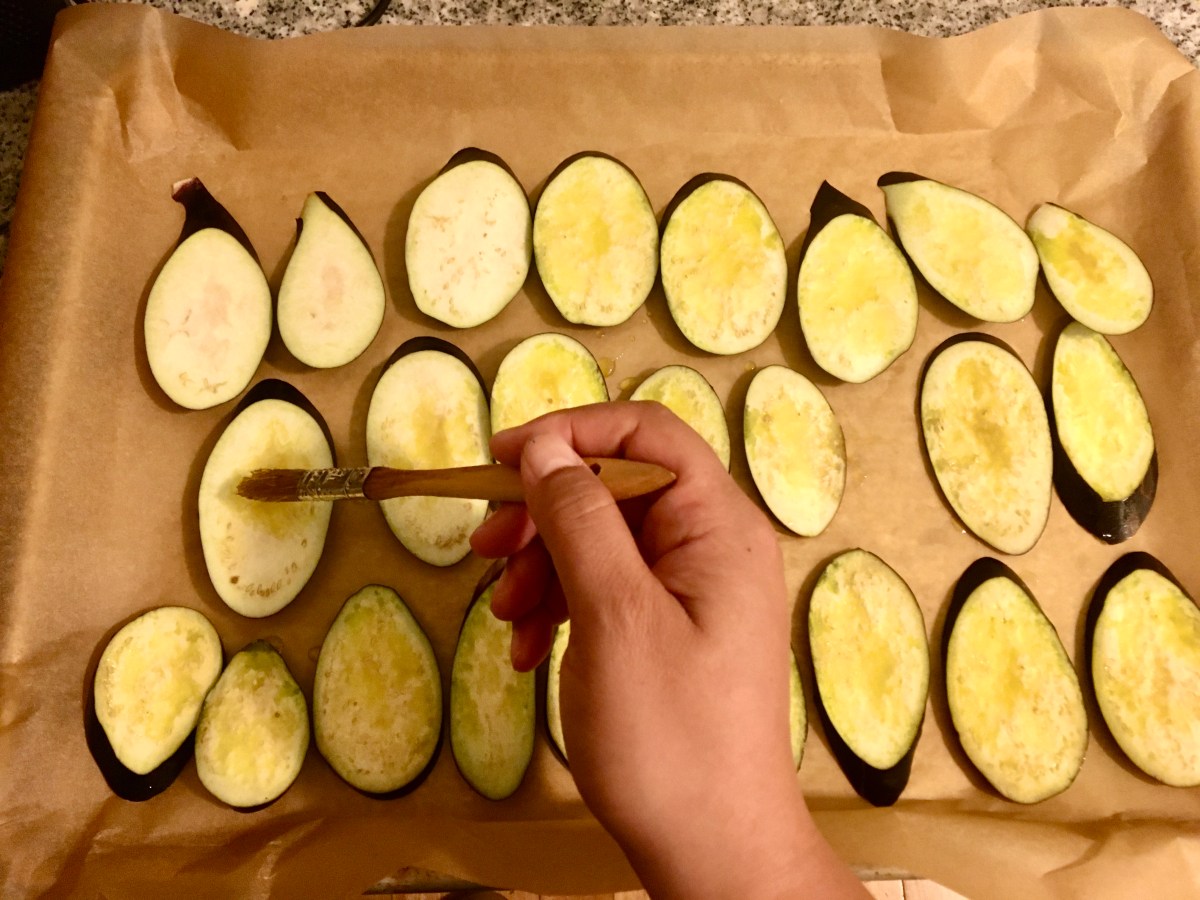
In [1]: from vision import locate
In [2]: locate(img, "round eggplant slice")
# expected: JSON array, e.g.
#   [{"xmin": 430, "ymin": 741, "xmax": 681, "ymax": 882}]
[
  {"xmin": 1088, "ymin": 555, "xmax": 1200, "ymax": 787},
  {"xmin": 920, "ymin": 336, "xmax": 1052, "ymax": 555},
  {"xmin": 945, "ymin": 559, "xmax": 1087, "ymax": 804},
  {"xmin": 490, "ymin": 333, "xmax": 609, "ymax": 435},
  {"xmin": 406, "ymin": 151, "xmax": 531, "ymax": 328},
  {"xmin": 533, "ymin": 154, "xmax": 658, "ymax": 326},
  {"xmin": 277, "ymin": 192, "xmax": 385, "ymax": 369},
  {"xmin": 546, "ymin": 620, "xmax": 570, "ymax": 765},
  {"xmin": 660, "ymin": 177, "xmax": 787, "ymax": 354},
  {"xmin": 144, "ymin": 178, "xmax": 272, "ymax": 410},
  {"xmin": 809, "ymin": 549, "xmax": 928, "ymax": 805},
  {"xmin": 92, "ymin": 607, "xmax": 223, "ymax": 780},
  {"xmin": 630, "ymin": 365, "xmax": 730, "ymax": 470},
  {"xmin": 797, "ymin": 183, "xmax": 918, "ymax": 383},
  {"xmin": 1051, "ymin": 323, "xmax": 1155, "ymax": 543},
  {"xmin": 314, "ymin": 585, "xmax": 442, "ymax": 795},
  {"xmin": 450, "ymin": 581, "xmax": 536, "ymax": 800},
  {"xmin": 878, "ymin": 173, "xmax": 1038, "ymax": 323},
  {"xmin": 199, "ymin": 389, "xmax": 334, "ymax": 617},
  {"xmin": 743, "ymin": 365, "xmax": 846, "ymax": 537},
  {"xmin": 789, "ymin": 651, "xmax": 807, "ymax": 771},
  {"xmin": 194, "ymin": 641, "xmax": 309, "ymax": 809},
  {"xmin": 366, "ymin": 340, "xmax": 491, "ymax": 566},
  {"xmin": 1027, "ymin": 203, "xmax": 1152, "ymax": 335}
]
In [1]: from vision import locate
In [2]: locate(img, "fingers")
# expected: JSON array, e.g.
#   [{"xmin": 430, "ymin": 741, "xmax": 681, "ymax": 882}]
[
  {"xmin": 470, "ymin": 502, "xmax": 537, "ymax": 558},
  {"xmin": 489, "ymin": 538, "xmax": 551, "ymax": 621},
  {"xmin": 509, "ymin": 603, "xmax": 558, "ymax": 671}
]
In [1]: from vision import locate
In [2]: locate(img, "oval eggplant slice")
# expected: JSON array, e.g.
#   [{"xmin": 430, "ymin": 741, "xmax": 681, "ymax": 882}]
[
  {"xmin": 533, "ymin": 154, "xmax": 658, "ymax": 326},
  {"xmin": 630, "ymin": 365, "xmax": 730, "ymax": 470},
  {"xmin": 314, "ymin": 585, "xmax": 442, "ymax": 795},
  {"xmin": 945, "ymin": 559, "xmax": 1087, "ymax": 803},
  {"xmin": 797, "ymin": 182, "xmax": 918, "ymax": 383},
  {"xmin": 660, "ymin": 176, "xmax": 787, "ymax": 354},
  {"xmin": 743, "ymin": 365, "xmax": 846, "ymax": 537},
  {"xmin": 194, "ymin": 641, "xmax": 309, "ymax": 808},
  {"xmin": 490, "ymin": 333, "xmax": 609, "ymax": 435},
  {"xmin": 366, "ymin": 340, "xmax": 491, "ymax": 566},
  {"xmin": 546, "ymin": 620, "xmax": 570, "ymax": 765},
  {"xmin": 91, "ymin": 607, "xmax": 223, "ymax": 791},
  {"xmin": 406, "ymin": 150, "xmax": 531, "ymax": 328},
  {"xmin": 1087, "ymin": 554, "xmax": 1200, "ymax": 787},
  {"xmin": 198, "ymin": 386, "xmax": 334, "ymax": 617},
  {"xmin": 450, "ymin": 580, "xmax": 536, "ymax": 800},
  {"xmin": 809, "ymin": 549, "xmax": 928, "ymax": 805},
  {"xmin": 920, "ymin": 336, "xmax": 1052, "ymax": 555},
  {"xmin": 1027, "ymin": 203, "xmax": 1152, "ymax": 334},
  {"xmin": 789, "ymin": 650, "xmax": 807, "ymax": 771},
  {"xmin": 144, "ymin": 178, "xmax": 272, "ymax": 409},
  {"xmin": 878, "ymin": 173, "xmax": 1038, "ymax": 323},
  {"xmin": 1051, "ymin": 323, "xmax": 1156, "ymax": 542},
  {"xmin": 277, "ymin": 192, "xmax": 385, "ymax": 369}
]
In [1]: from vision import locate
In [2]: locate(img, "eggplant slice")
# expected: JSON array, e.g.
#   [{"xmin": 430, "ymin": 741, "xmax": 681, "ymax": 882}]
[
  {"xmin": 366, "ymin": 339, "xmax": 491, "ymax": 566},
  {"xmin": 743, "ymin": 365, "xmax": 846, "ymax": 537},
  {"xmin": 277, "ymin": 192, "xmax": 385, "ymax": 369},
  {"xmin": 490, "ymin": 333, "xmax": 608, "ymax": 435},
  {"xmin": 143, "ymin": 178, "xmax": 272, "ymax": 409},
  {"xmin": 1051, "ymin": 322, "xmax": 1156, "ymax": 542},
  {"xmin": 546, "ymin": 620, "xmax": 570, "ymax": 765},
  {"xmin": 789, "ymin": 650, "xmax": 807, "ymax": 771},
  {"xmin": 630, "ymin": 365, "xmax": 731, "ymax": 470},
  {"xmin": 1087, "ymin": 554, "xmax": 1200, "ymax": 787},
  {"xmin": 796, "ymin": 182, "xmax": 918, "ymax": 383},
  {"xmin": 1027, "ymin": 202, "xmax": 1153, "ymax": 334},
  {"xmin": 194, "ymin": 641, "xmax": 309, "ymax": 809},
  {"xmin": 809, "ymin": 549, "xmax": 928, "ymax": 805},
  {"xmin": 945, "ymin": 559, "xmax": 1087, "ymax": 803},
  {"xmin": 406, "ymin": 149, "xmax": 531, "ymax": 328},
  {"xmin": 660, "ymin": 176, "xmax": 787, "ymax": 354},
  {"xmin": 450, "ymin": 580, "xmax": 536, "ymax": 800},
  {"xmin": 533, "ymin": 154, "xmax": 658, "ymax": 326},
  {"xmin": 198, "ymin": 383, "xmax": 334, "ymax": 617},
  {"xmin": 920, "ymin": 336, "xmax": 1052, "ymax": 555},
  {"xmin": 879, "ymin": 173, "xmax": 1038, "ymax": 323},
  {"xmin": 314, "ymin": 585, "xmax": 442, "ymax": 795}
]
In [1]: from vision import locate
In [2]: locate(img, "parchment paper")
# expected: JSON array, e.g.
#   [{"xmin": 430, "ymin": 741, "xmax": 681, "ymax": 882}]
[{"xmin": 2, "ymin": 6, "xmax": 1199, "ymax": 898}]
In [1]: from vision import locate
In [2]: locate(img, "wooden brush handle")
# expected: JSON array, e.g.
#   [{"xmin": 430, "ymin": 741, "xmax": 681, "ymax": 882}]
[{"xmin": 362, "ymin": 457, "xmax": 674, "ymax": 502}]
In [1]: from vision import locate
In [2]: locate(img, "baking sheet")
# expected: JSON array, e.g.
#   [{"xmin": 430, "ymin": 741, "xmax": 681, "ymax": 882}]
[{"xmin": 2, "ymin": 5, "xmax": 1199, "ymax": 898}]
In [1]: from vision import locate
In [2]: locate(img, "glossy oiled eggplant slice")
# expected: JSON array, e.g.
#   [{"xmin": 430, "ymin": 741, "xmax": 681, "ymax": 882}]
[
  {"xmin": 534, "ymin": 153, "xmax": 658, "ymax": 326},
  {"xmin": 366, "ymin": 338, "xmax": 491, "ymax": 566},
  {"xmin": 406, "ymin": 148, "xmax": 531, "ymax": 328},
  {"xmin": 743, "ymin": 365, "xmax": 845, "ymax": 537},
  {"xmin": 1087, "ymin": 554, "xmax": 1200, "ymax": 787},
  {"xmin": 660, "ymin": 175, "xmax": 787, "ymax": 354},
  {"xmin": 797, "ymin": 182, "xmax": 918, "ymax": 383},
  {"xmin": 450, "ymin": 576, "xmax": 536, "ymax": 799},
  {"xmin": 546, "ymin": 620, "xmax": 570, "ymax": 765},
  {"xmin": 809, "ymin": 550, "xmax": 928, "ymax": 806},
  {"xmin": 630, "ymin": 365, "xmax": 730, "ymax": 470},
  {"xmin": 879, "ymin": 173, "xmax": 1038, "ymax": 323},
  {"xmin": 1051, "ymin": 322, "xmax": 1156, "ymax": 543},
  {"xmin": 277, "ymin": 192, "xmax": 385, "ymax": 368},
  {"xmin": 194, "ymin": 641, "xmax": 309, "ymax": 809},
  {"xmin": 143, "ymin": 178, "xmax": 272, "ymax": 409},
  {"xmin": 490, "ymin": 333, "xmax": 608, "ymax": 435},
  {"xmin": 314, "ymin": 585, "xmax": 442, "ymax": 795},
  {"xmin": 920, "ymin": 335, "xmax": 1052, "ymax": 555},
  {"xmin": 945, "ymin": 559, "xmax": 1087, "ymax": 803},
  {"xmin": 198, "ymin": 381, "xmax": 334, "ymax": 617},
  {"xmin": 1027, "ymin": 203, "xmax": 1152, "ymax": 334}
]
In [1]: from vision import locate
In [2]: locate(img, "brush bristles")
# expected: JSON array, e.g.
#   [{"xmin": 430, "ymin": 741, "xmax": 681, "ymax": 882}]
[
  {"xmin": 235, "ymin": 469, "xmax": 311, "ymax": 502},
  {"xmin": 236, "ymin": 467, "xmax": 371, "ymax": 502}
]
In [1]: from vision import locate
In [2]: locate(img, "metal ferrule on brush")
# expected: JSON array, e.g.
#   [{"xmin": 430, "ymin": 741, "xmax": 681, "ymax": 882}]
[{"xmin": 296, "ymin": 467, "xmax": 370, "ymax": 500}]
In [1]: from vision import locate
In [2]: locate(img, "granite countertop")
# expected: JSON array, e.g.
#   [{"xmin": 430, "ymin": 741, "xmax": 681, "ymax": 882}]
[{"xmin": 1, "ymin": 0, "xmax": 1198, "ymax": 271}]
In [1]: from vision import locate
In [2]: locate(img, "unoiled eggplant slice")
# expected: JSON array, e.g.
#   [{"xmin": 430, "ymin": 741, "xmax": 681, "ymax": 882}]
[
  {"xmin": 920, "ymin": 335, "xmax": 1052, "ymax": 555},
  {"xmin": 878, "ymin": 172, "xmax": 1038, "ymax": 323},
  {"xmin": 1087, "ymin": 553, "xmax": 1200, "ymax": 787},
  {"xmin": 1051, "ymin": 323, "xmax": 1156, "ymax": 543},
  {"xmin": 789, "ymin": 651, "xmax": 807, "ymax": 771},
  {"xmin": 1027, "ymin": 202, "xmax": 1153, "ymax": 334},
  {"xmin": 630, "ymin": 365, "xmax": 730, "ymax": 470},
  {"xmin": 490, "ymin": 333, "xmax": 608, "ymax": 435},
  {"xmin": 660, "ymin": 175, "xmax": 787, "ymax": 354},
  {"xmin": 797, "ymin": 182, "xmax": 918, "ymax": 383},
  {"xmin": 809, "ymin": 549, "xmax": 928, "ymax": 806},
  {"xmin": 945, "ymin": 558, "xmax": 1087, "ymax": 804},
  {"xmin": 366, "ymin": 338, "xmax": 491, "ymax": 566},
  {"xmin": 545, "ymin": 620, "xmax": 570, "ymax": 766}
]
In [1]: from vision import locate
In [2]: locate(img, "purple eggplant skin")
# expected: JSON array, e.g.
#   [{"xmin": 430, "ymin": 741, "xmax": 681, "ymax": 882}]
[
  {"xmin": 381, "ymin": 336, "xmax": 488, "ymax": 393},
  {"xmin": 439, "ymin": 147, "xmax": 526, "ymax": 190},
  {"xmin": 813, "ymin": 692, "xmax": 921, "ymax": 808},
  {"xmin": 797, "ymin": 181, "xmax": 882, "ymax": 262},
  {"xmin": 659, "ymin": 172, "xmax": 765, "ymax": 240},
  {"xmin": 85, "ymin": 698, "xmax": 196, "ymax": 803},
  {"xmin": 172, "ymin": 177, "xmax": 259, "ymax": 260},
  {"xmin": 234, "ymin": 379, "xmax": 336, "ymax": 463}
]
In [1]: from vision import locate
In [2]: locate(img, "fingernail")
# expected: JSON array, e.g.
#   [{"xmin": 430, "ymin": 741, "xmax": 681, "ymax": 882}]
[{"xmin": 522, "ymin": 433, "xmax": 584, "ymax": 481}]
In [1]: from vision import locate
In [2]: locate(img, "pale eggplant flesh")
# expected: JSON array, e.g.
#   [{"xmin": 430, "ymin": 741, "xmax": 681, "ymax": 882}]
[
  {"xmin": 490, "ymin": 332, "xmax": 608, "ymax": 435},
  {"xmin": 545, "ymin": 620, "xmax": 570, "ymax": 766},
  {"xmin": 630, "ymin": 365, "xmax": 731, "ymax": 470},
  {"xmin": 789, "ymin": 651, "xmax": 807, "ymax": 771}
]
